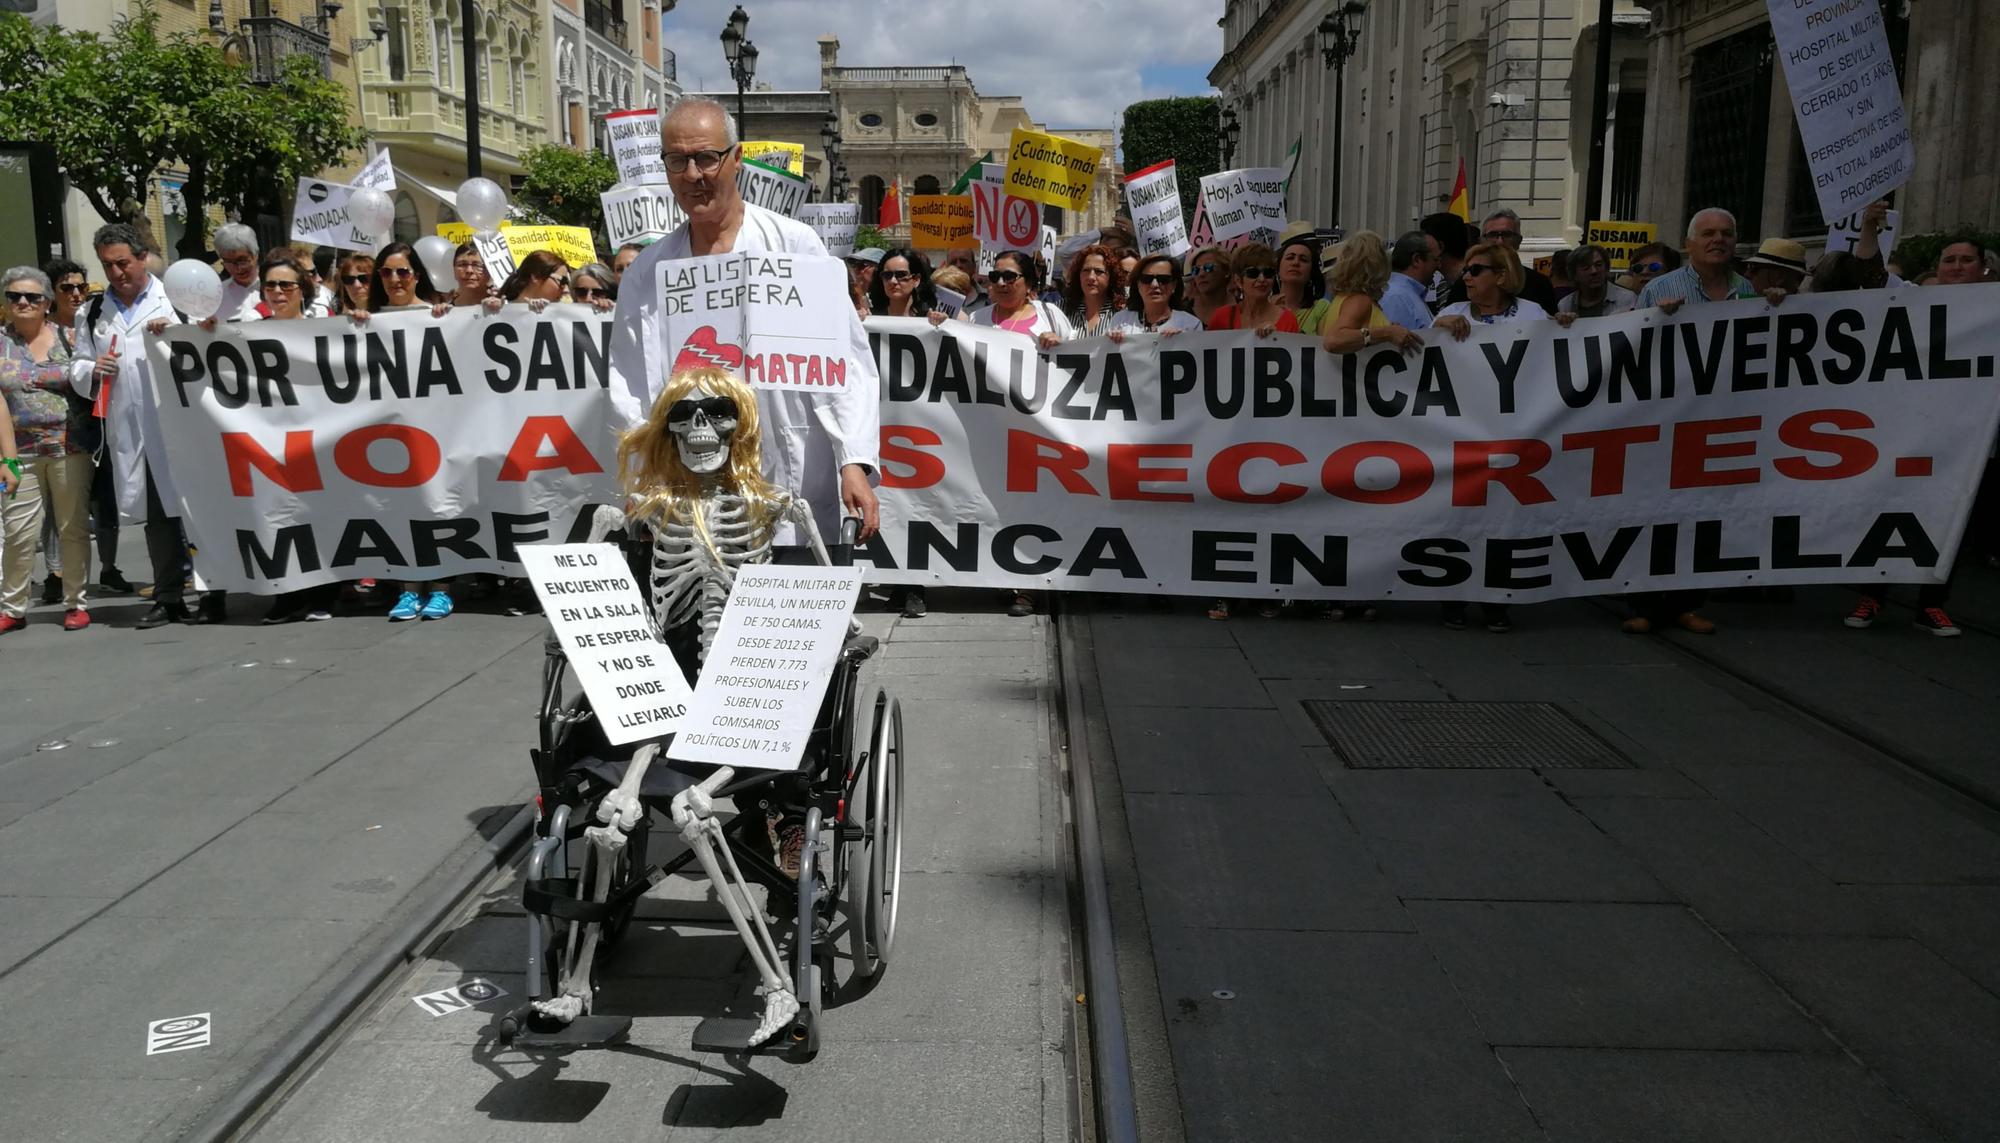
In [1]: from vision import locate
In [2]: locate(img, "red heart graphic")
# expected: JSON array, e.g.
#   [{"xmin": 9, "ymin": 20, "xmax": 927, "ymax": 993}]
[{"xmin": 672, "ymin": 325, "xmax": 745, "ymax": 374}]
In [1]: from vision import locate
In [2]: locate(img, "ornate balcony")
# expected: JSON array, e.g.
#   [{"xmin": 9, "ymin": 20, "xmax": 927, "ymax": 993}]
[
  {"xmin": 584, "ymin": 1, "xmax": 629, "ymax": 50},
  {"xmin": 240, "ymin": 16, "xmax": 332, "ymax": 84}
]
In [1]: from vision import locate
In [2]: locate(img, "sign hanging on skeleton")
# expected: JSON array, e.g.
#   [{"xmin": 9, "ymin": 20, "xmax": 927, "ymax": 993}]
[
  {"xmin": 519, "ymin": 543, "xmax": 694, "ymax": 744},
  {"xmin": 654, "ymin": 252, "xmax": 854, "ymax": 391}
]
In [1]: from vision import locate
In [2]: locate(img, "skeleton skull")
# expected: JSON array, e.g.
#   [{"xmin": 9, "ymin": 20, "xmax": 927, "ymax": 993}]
[{"xmin": 665, "ymin": 388, "xmax": 741, "ymax": 475}]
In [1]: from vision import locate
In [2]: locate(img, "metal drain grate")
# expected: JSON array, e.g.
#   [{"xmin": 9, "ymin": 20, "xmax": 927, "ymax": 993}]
[{"xmin": 1302, "ymin": 700, "xmax": 1632, "ymax": 770}]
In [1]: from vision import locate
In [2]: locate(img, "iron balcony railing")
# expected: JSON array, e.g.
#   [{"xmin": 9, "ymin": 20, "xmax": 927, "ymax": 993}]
[
  {"xmin": 240, "ymin": 16, "xmax": 332, "ymax": 84},
  {"xmin": 661, "ymin": 47, "xmax": 676, "ymax": 84},
  {"xmin": 584, "ymin": 2, "xmax": 629, "ymax": 50}
]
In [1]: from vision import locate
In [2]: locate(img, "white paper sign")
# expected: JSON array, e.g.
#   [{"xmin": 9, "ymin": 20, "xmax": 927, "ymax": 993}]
[
  {"xmin": 1198, "ymin": 167, "xmax": 1287, "ymax": 244},
  {"xmin": 933, "ymin": 284, "xmax": 966, "ymax": 317},
  {"xmin": 412, "ymin": 978, "xmax": 507, "ymax": 1017},
  {"xmin": 519, "ymin": 543, "xmax": 693, "ymax": 745},
  {"xmin": 1039, "ymin": 226, "xmax": 1058, "ymax": 276},
  {"xmin": 606, "ymin": 108, "xmax": 666, "ymax": 185},
  {"xmin": 656, "ymin": 252, "xmax": 854, "ymax": 390},
  {"xmin": 973, "ymin": 165, "xmax": 1040, "ymax": 252},
  {"xmin": 736, "ymin": 159, "xmax": 811, "ymax": 219},
  {"xmin": 1824, "ymin": 207, "xmax": 1900, "ymax": 260},
  {"xmin": 352, "ymin": 148, "xmax": 396, "ymax": 191},
  {"xmin": 670, "ymin": 564, "xmax": 864, "ymax": 771},
  {"xmin": 472, "ymin": 230, "xmax": 516, "ymax": 283},
  {"xmin": 146, "ymin": 1013, "xmax": 212, "ymax": 1056},
  {"xmin": 290, "ymin": 178, "xmax": 385, "ymax": 250},
  {"xmin": 601, "ymin": 182, "xmax": 686, "ymax": 248},
  {"xmin": 1768, "ymin": 0, "xmax": 1913, "ymax": 222},
  {"xmin": 798, "ymin": 203, "xmax": 860, "ymax": 258},
  {"xmin": 1125, "ymin": 159, "xmax": 1189, "ymax": 258}
]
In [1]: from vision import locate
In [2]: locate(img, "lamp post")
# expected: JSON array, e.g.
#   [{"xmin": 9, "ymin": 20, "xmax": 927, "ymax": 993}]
[
  {"xmin": 1319, "ymin": 0, "xmax": 1366, "ymax": 229},
  {"xmin": 820, "ymin": 112, "xmax": 844, "ymax": 201},
  {"xmin": 1220, "ymin": 105, "xmax": 1239, "ymax": 168},
  {"xmin": 719, "ymin": 5, "xmax": 757, "ymax": 140}
]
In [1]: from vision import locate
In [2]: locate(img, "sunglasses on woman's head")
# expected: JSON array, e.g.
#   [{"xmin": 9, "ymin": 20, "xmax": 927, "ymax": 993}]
[
  {"xmin": 1137, "ymin": 273, "xmax": 1175, "ymax": 286},
  {"xmin": 1239, "ymin": 267, "xmax": 1275, "ymax": 280},
  {"xmin": 380, "ymin": 267, "xmax": 414, "ymax": 279},
  {"xmin": 988, "ymin": 269, "xmax": 1024, "ymax": 284}
]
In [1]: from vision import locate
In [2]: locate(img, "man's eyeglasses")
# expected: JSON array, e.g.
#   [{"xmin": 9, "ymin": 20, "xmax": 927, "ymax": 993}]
[
  {"xmin": 379, "ymin": 267, "xmax": 415, "ymax": 279},
  {"xmin": 572, "ymin": 286, "xmax": 609, "ymax": 300},
  {"xmin": 1462, "ymin": 264, "xmax": 1495, "ymax": 279},
  {"xmin": 342, "ymin": 274, "xmax": 371, "ymax": 285},
  {"xmin": 260, "ymin": 280, "xmax": 301, "ymax": 293},
  {"xmin": 1239, "ymin": 267, "xmax": 1275, "ymax": 280},
  {"xmin": 988, "ymin": 269, "xmax": 1025, "ymax": 285},
  {"xmin": 5, "ymin": 290, "xmax": 46, "ymax": 305},
  {"xmin": 1482, "ymin": 229, "xmax": 1521, "ymax": 242},
  {"xmin": 454, "ymin": 261, "xmax": 486, "ymax": 273},
  {"xmin": 1634, "ymin": 261, "xmax": 1667, "ymax": 274},
  {"xmin": 56, "ymin": 282, "xmax": 87, "ymax": 295},
  {"xmin": 664, "ymin": 147, "xmax": 735, "ymax": 175},
  {"xmin": 879, "ymin": 270, "xmax": 916, "ymax": 283}
]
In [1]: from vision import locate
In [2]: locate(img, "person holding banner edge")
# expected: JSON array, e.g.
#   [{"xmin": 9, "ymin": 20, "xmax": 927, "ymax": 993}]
[
  {"xmin": 249, "ymin": 250, "xmax": 341, "ymax": 624},
  {"xmin": 868, "ymin": 249, "xmax": 947, "ymax": 327},
  {"xmin": 1061, "ymin": 245, "xmax": 1121, "ymax": 338},
  {"xmin": 972, "ymin": 249, "xmax": 1075, "ymax": 346},
  {"xmin": 1275, "ymin": 235, "xmax": 1330, "ymax": 333},
  {"xmin": 609, "ymin": 97, "xmax": 881, "ymax": 557},
  {"xmin": 1202, "ymin": 244, "xmax": 1299, "ymax": 338},
  {"xmin": 1184, "ymin": 246, "xmax": 1235, "ymax": 326},
  {"xmin": 1108, "ymin": 255, "xmax": 1200, "ymax": 338}
]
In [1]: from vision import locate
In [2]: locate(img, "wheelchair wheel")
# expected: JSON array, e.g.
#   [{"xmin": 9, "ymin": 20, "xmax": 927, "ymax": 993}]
[{"xmin": 864, "ymin": 695, "xmax": 906, "ymax": 967}]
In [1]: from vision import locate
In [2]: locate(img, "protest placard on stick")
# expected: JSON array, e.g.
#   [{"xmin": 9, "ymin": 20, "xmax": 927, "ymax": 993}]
[
  {"xmin": 656, "ymin": 252, "xmax": 853, "ymax": 391},
  {"xmin": 602, "ymin": 183, "xmax": 686, "ymax": 248},
  {"xmin": 1197, "ymin": 168, "xmax": 1286, "ymax": 245},
  {"xmin": 797, "ymin": 203, "xmax": 860, "ymax": 258},
  {"xmin": 1767, "ymin": 0, "xmax": 1913, "ymax": 222},
  {"xmin": 1003, "ymin": 127, "xmax": 1100, "ymax": 213},
  {"xmin": 1125, "ymin": 159, "xmax": 1189, "ymax": 258},
  {"xmin": 910, "ymin": 195, "xmax": 975, "ymax": 249},
  {"xmin": 606, "ymin": 108, "xmax": 666, "ymax": 185},
  {"xmin": 1582, "ymin": 221, "xmax": 1658, "ymax": 271},
  {"xmin": 736, "ymin": 158, "xmax": 810, "ymax": 218}
]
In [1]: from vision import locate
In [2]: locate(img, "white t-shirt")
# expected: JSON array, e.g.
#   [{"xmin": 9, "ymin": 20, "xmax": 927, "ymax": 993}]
[
  {"xmin": 1437, "ymin": 298, "xmax": 1550, "ymax": 325},
  {"xmin": 214, "ymin": 274, "xmax": 264, "ymax": 323},
  {"xmin": 1107, "ymin": 309, "xmax": 1204, "ymax": 334}
]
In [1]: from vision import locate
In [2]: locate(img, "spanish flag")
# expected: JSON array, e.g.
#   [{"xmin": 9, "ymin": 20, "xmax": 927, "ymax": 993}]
[
  {"xmin": 879, "ymin": 181, "xmax": 902, "ymax": 228},
  {"xmin": 1448, "ymin": 159, "xmax": 1469, "ymax": 221}
]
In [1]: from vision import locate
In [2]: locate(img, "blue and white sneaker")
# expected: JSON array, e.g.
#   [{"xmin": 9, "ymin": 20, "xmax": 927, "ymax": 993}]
[
  {"xmin": 419, "ymin": 590, "xmax": 454, "ymax": 620},
  {"xmin": 387, "ymin": 591, "xmax": 422, "ymax": 621}
]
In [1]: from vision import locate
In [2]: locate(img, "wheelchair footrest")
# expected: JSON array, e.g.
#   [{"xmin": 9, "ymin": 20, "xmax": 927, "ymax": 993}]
[
  {"xmin": 510, "ymin": 1014, "xmax": 634, "ymax": 1048},
  {"xmin": 690, "ymin": 1012, "xmax": 814, "ymax": 1058}
]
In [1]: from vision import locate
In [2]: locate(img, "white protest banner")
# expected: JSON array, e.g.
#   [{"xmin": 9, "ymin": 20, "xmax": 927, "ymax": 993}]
[
  {"xmin": 1768, "ymin": 0, "xmax": 1913, "ymax": 222},
  {"xmin": 1825, "ymin": 207, "xmax": 1900, "ymax": 260},
  {"xmin": 669, "ymin": 564, "xmax": 865, "ymax": 771},
  {"xmin": 797, "ymin": 203, "xmax": 860, "ymax": 258},
  {"xmin": 736, "ymin": 158, "xmax": 810, "ymax": 219},
  {"xmin": 601, "ymin": 182, "xmax": 686, "ymax": 248},
  {"xmin": 520, "ymin": 543, "xmax": 693, "ymax": 744},
  {"xmin": 142, "ymin": 307, "xmax": 622, "ymax": 594},
  {"xmin": 1198, "ymin": 167, "xmax": 1287, "ymax": 244},
  {"xmin": 655, "ymin": 252, "xmax": 853, "ymax": 391},
  {"xmin": 606, "ymin": 108, "xmax": 666, "ymax": 185},
  {"xmin": 352, "ymin": 148, "xmax": 396, "ymax": 191},
  {"xmin": 856, "ymin": 285, "xmax": 2000, "ymax": 601},
  {"xmin": 472, "ymin": 229, "xmax": 517, "ymax": 283},
  {"xmin": 1125, "ymin": 159, "xmax": 1189, "ymax": 258},
  {"xmin": 290, "ymin": 178, "xmax": 386, "ymax": 250},
  {"xmin": 972, "ymin": 166, "xmax": 1041, "ymax": 252}
]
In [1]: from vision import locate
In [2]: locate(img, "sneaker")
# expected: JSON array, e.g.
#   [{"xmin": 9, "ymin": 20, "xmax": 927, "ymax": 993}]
[
  {"xmin": 63, "ymin": 609, "xmax": 90, "ymax": 632},
  {"xmin": 1207, "ymin": 599, "xmax": 1231, "ymax": 621},
  {"xmin": 1843, "ymin": 596, "xmax": 1882, "ymax": 629},
  {"xmin": 1257, "ymin": 601, "xmax": 1282, "ymax": 619},
  {"xmin": 1674, "ymin": 611, "xmax": 1716, "ymax": 635},
  {"xmin": 1620, "ymin": 616, "xmax": 1653, "ymax": 634},
  {"xmin": 303, "ymin": 608, "xmax": 334, "ymax": 622},
  {"xmin": 419, "ymin": 590, "xmax": 454, "ymax": 620},
  {"xmin": 1007, "ymin": 593, "xmax": 1034, "ymax": 618},
  {"xmin": 39, "ymin": 576, "xmax": 62, "ymax": 606},
  {"xmin": 99, "ymin": 568, "xmax": 133, "ymax": 594},
  {"xmin": 1912, "ymin": 606, "xmax": 1962, "ymax": 637},
  {"xmin": 1486, "ymin": 615, "xmax": 1514, "ymax": 634},
  {"xmin": 0, "ymin": 614, "xmax": 25, "ymax": 635},
  {"xmin": 387, "ymin": 591, "xmax": 423, "ymax": 621},
  {"xmin": 901, "ymin": 589, "xmax": 927, "ymax": 619}
]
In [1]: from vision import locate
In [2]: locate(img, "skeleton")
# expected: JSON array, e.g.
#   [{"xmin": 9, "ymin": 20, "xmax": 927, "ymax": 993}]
[{"xmin": 531, "ymin": 368, "xmax": 825, "ymax": 1048}]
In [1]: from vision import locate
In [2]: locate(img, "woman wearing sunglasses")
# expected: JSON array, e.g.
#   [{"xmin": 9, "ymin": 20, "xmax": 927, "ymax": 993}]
[
  {"xmin": 968, "ymin": 249, "xmax": 1073, "ymax": 350},
  {"xmin": 0, "ymin": 265, "xmax": 94, "ymax": 634},
  {"xmin": 334, "ymin": 252, "xmax": 375, "ymax": 315},
  {"xmin": 347, "ymin": 242, "xmax": 440, "ymax": 323},
  {"xmin": 499, "ymin": 251, "xmax": 601, "ymax": 311},
  {"xmin": 1108, "ymin": 255, "xmax": 1202, "ymax": 340},
  {"xmin": 249, "ymin": 250, "xmax": 344, "ymax": 624},
  {"xmin": 570, "ymin": 263, "xmax": 619, "ymax": 309},
  {"xmin": 1202, "ymin": 244, "xmax": 1298, "ymax": 337},
  {"xmin": 1183, "ymin": 245, "xmax": 1235, "ymax": 326},
  {"xmin": 867, "ymin": 248, "xmax": 948, "ymax": 327}
]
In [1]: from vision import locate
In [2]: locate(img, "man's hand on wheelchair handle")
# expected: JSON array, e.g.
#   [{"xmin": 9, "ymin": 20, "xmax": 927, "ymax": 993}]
[{"xmin": 840, "ymin": 463, "xmax": 879, "ymax": 542}]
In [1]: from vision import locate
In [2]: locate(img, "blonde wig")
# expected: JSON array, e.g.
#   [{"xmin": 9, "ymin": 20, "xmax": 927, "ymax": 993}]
[{"xmin": 617, "ymin": 367, "xmax": 788, "ymax": 554}]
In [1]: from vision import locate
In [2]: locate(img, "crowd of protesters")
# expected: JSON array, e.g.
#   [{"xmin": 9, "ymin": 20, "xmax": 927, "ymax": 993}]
[{"xmin": 3, "ymin": 195, "xmax": 1995, "ymax": 638}]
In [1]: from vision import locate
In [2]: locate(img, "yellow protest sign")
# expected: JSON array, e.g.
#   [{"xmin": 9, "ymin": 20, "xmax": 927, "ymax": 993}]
[
  {"xmin": 741, "ymin": 140, "xmax": 806, "ymax": 176},
  {"xmin": 909, "ymin": 195, "xmax": 975, "ymax": 248},
  {"xmin": 1583, "ymin": 220, "xmax": 1657, "ymax": 271},
  {"xmin": 499, "ymin": 225, "xmax": 599, "ymax": 268},
  {"xmin": 1003, "ymin": 127, "xmax": 1101, "ymax": 213},
  {"xmin": 436, "ymin": 219, "xmax": 514, "ymax": 246}
]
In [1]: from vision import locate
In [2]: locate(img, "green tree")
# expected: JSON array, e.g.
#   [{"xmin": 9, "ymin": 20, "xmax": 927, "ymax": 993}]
[
  {"xmin": 516, "ymin": 143, "xmax": 622, "ymax": 244},
  {"xmin": 854, "ymin": 225, "xmax": 891, "ymax": 253},
  {"xmin": 1120, "ymin": 96, "xmax": 1222, "ymax": 225}
]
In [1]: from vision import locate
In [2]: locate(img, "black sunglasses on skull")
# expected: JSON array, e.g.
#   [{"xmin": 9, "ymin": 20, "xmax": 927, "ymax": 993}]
[{"xmin": 667, "ymin": 396, "xmax": 740, "ymax": 424}]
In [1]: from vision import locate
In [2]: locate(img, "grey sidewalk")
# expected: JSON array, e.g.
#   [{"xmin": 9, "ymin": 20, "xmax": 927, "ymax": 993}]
[
  {"xmin": 1085, "ymin": 590, "xmax": 2000, "ymax": 1143},
  {"xmin": 249, "ymin": 596, "xmax": 1075, "ymax": 1142}
]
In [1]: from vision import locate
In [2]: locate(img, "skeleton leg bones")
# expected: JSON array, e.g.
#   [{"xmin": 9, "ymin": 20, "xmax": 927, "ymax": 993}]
[
  {"xmin": 672, "ymin": 767, "xmax": 800, "ymax": 1047},
  {"xmin": 529, "ymin": 744, "xmax": 657, "ymax": 1025}
]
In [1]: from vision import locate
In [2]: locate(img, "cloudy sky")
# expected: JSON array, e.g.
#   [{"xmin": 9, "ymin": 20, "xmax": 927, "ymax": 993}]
[{"xmin": 662, "ymin": 0, "xmax": 1221, "ymax": 130}]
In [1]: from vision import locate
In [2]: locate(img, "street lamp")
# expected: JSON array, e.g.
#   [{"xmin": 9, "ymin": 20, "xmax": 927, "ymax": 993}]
[
  {"xmin": 720, "ymin": 5, "xmax": 757, "ymax": 140},
  {"xmin": 1220, "ymin": 105, "xmax": 1240, "ymax": 168},
  {"xmin": 1319, "ymin": 0, "xmax": 1366, "ymax": 229}
]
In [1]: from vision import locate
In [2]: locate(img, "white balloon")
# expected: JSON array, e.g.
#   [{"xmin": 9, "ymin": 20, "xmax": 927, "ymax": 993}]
[
  {"xmin": 349, "ymin": 186, "xmax": 395, "ymax": 238},
  {"xmin": 162, "ymin": 258, "xmax": 224, "ymax": 322},
  {"xmin": 457, "ymin": 177, "xmax": 508, "ymax": 232},
  {"xmin": 414, "ymin": 235, "xmax": 457, "ymax": 286}
]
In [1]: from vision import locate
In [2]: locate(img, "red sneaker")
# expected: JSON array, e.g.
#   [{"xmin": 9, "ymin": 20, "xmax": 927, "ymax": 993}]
[
  {"xmin": 63, "ymin": 609, "xmax": 91, "ymax": 632},
  {"xmin": 0, "ymin": 614, "xmax": 24, "ymax": 635}
]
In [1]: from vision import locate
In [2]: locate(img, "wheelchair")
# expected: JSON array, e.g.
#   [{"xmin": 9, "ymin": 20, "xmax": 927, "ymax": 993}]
[{"xmin": 492, "ymin": 525, "xmax": 905, "ymax": 1062}]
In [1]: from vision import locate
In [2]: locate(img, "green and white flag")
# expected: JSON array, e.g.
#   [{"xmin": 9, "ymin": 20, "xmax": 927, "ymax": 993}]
[{"xmin": 1281, "ymin": 138, "xmax": 1302, "ymax": 207}]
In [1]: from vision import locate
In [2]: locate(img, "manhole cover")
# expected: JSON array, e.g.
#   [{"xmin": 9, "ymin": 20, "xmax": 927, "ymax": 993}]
[{"xmin": 1301, "ymin": 700, "xmax": 1630, "ymax": 770}]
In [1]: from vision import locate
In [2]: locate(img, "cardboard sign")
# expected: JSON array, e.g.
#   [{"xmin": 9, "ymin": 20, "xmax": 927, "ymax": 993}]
[
  {"xmin": 1582, "ymin": 220, "xmax": 1658, "ymax": 271},
  {"xmin": 1125, "ymin": 159, "xmax": 1189, "ymax": 259},
  {"xmin": 499, "ymin": 225, "xmax": 598, "ymax": 268},
  {"xmin": 910, "ymin": 195, "xmax": 975, "ymax": 249},
  {"xmin": 606, "ymin": 108, "xmax": 666, "ymax": 185},
  {"xmin": 519, "ymin": 543, "xmax": 693, "ymax": 745},
  {"xmin": 656, "ymin": 252, "xmax": 854, "ymax": 391},
  {"xmin": 973, "ymin": 170, "xmax": 1040, "ymax": 253},
  {"xmin": 1825, "ymin": 207, "xmax": 1900, "ymax": 260},
  {"xmin": 290, "ymin": 177, "xmax": 386, "ymax": 250},
  {"xmin": 352, "ymin": 148, "xmax": 396, "ymax": 191},
  {"xmin": 1003, "ymin": 127, "xmax": 1101, "ymax": 213},
  {"xmin": 741, "ymin": 140, "xmax": 806, "ymax": 176},
  {"xmin": 1198, "ymin": 168, "xmax": 1287, "ymax": 244},
  {"xmin": 797, "ymin": 203, "xmax": 860, "ymax": 258},
  {"xmin": 669, "ymin": 564, "xmax": 865, "ymax": 772},
  {"xmin": 602, "ymin": 182, "xmax": 686, "ymax": 248},
  {"xmin": 1767, "ymin": 0, "xmax": 1912, "ymax": 222},
  {"xmin": 736, "ymin": 158, "xmax": 810, "ymax": 219}
]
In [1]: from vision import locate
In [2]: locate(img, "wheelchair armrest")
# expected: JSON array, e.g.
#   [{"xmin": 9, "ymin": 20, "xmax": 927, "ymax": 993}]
[{"xmin": 842, "ymin": 633, "xmax": 880, "ymax": 662}]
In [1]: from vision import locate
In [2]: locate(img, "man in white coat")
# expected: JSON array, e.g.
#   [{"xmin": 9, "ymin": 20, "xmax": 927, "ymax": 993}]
[{"xmin": 609, "ymin": 97, "xmax": 879, "ymax": 555}]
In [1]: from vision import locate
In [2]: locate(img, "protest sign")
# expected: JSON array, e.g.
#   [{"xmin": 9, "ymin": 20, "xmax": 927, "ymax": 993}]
[
  {"xmin": 736, "ymin": 157, "xmax": 810, "ymax": 218},
  {"xmin": 352, "ymin": 148, "xmax": 396, "ymax": 191},
  {"xmin": 520, "ymin": 543, "xmax": 693, "ymax": 744},
  {"xmin": 1040, "ymin": 226, "xmax": 1058, "ymax": 277},
  {"xmin": 1187, "ymin": 195, "xmax": 1214, "ymax": 249},
  {"xmin": 1583, "ymin": 221, "xmax": 1658, "ymax": 271},
  {"xmin": 669, "ymin": 564, "xmax": 865, "ymax": 771},
  {"xmin": 472, "ymin": 230, "xmax": 516, "ymax": 282},
  {"xmin": 932, "ymin": 284, "xmax": 967, "ymax": 318},
  {"xmin": 973, "ymin": 171, "xmax": 1040, "ymax": 252},
  {"xmin": 291, "ymin": 177, "xmax": 386, "ymax": 250},
  {"xmin": 797, "ymin": 203, "xmax": 860, "ymax": 258},
  {"xmin": 1198, "ymin": 168, "xmax": 1287, "ymax": 245},
  {"xmin": 436, "ymin": 219, "xmax": 514, "ymax": 246},
  {"xmin": 498, "ymin": 225, "xmax": 598, "ymax": 268},
  {"xmin": 1824, "ymin": 207, "xmax": 1900, "ymax": 260},
  {"xmin": 655, "ymin": 252, "xmax": 853, "ymax": 391},
  {"xmin": 141, "ymin": 307, "xmax": 622, "ymax": 593},
  {"xmin": 606, "ymin": 108, "xmax": 666, "ymax": 184},
  {"xmin": 910, "ymin": 195, "xmax": 975, "ymax": 249},
  {"xmin": 1125, "ymin": 159, "xmax": 1189, "ymax": 258},
  {"xmin": 741, "ymin": 140, "xmax": 806, "ymax": 176},
  {"xmin": 602, "ymin": 182, "xmax": 686, "ymax": 248},
  {"xmin": 1003, "ymin": 127, "xmax": 1100, "ymax": 213},
  {"xmin": 1768, "ymin": 0, "xmax": 1913, "ymax": 222}
]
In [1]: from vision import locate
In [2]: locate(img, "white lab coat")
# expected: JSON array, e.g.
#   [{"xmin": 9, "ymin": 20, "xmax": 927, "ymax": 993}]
[
  {"xmin": 609, "ymin": 202, "xmax": 880, "ymax": 547},
  {"xmin": 214, "ymin": 275, "xmax": 263, "ymax": 323},
  {"xmin": 69, "ymin": 277, "xmax": 180, "ymax": 524}
]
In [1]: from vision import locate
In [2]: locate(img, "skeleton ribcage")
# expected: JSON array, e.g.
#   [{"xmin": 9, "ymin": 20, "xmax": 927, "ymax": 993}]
[{"xmin": 640, "ymin": 494, "xmax": 780, "ymax": 664}]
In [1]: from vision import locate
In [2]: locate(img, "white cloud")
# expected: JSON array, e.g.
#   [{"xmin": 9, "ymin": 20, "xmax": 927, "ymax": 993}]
[{"xmin": 664, "ymin": 0, "xmax": 1220, "ymax": 130}]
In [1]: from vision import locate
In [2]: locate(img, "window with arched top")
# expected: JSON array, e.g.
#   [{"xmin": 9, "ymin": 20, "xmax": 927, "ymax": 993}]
[
  {"xmin": 860, "ymin": 174, "xmax": 885, "ymax": 224},
  {"xmin": 913, "ymin": 174, "xmax": 941, "ymax": 196},
  {"xmin": 393, "ymin": 191, "xmax": 420, "ymax": 244}
]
